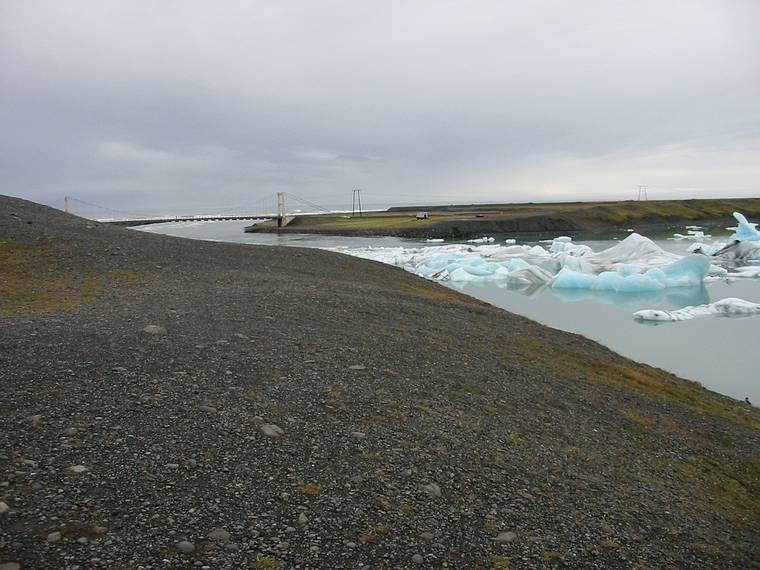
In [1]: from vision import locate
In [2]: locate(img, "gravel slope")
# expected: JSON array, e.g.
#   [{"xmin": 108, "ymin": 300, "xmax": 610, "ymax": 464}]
[{"xmin": 1, "ymin": 195, "xmax": 758, "ymax": 569}]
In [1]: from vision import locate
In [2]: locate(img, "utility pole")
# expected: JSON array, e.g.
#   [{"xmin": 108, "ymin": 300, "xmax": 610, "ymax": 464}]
[
  {"xmin": 637, "ymin": 185, "xmax": 648, "ymax": 201},
  {"xmin": 276, "ymin": 192, "xmax": 285, "ymax": 227},
  {"xmin": 64, "ymin": 196, "xmax": 70, "ymax": 213},
  {"xmin": 352, "ymin": 189, "xmax": 363, "ymax": 217}
]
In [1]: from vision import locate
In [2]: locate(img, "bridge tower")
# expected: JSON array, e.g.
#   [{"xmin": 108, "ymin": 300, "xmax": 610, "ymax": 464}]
[{"xmin": 276, "ymin": 192, "xmax": 285, "ymax": 227}]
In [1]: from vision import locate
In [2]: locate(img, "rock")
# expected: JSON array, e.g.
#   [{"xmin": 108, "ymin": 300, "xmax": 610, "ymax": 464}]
[
  {"xmin": 418, "ymin": 531, "xmax": 434, "ymax": 540},
  {"xmin": 0, "ymin": 501, "xmax": 9, "ymax": 515},
  {"xmin": 422, "ymin": 482, "xmax": 441, "ymax": 498},
  {"xmin": 27, "ymin": 414, "xmax": 43, "ymax": 426},
  {"xmin": 346, "ymin": 541, "xmax": 357, "ymax": 548},
  {"xmin": 64, "ymin": 465, "xmax": 88, "ymax": 475},
  {"xmin": 142, "ymin": 325, "xmax": 167, "ymax": 335},
  {"xmin": 348, "ymin": 365, "xmax": 367, "ymax": 370},
  {"xmin": 412, "ymin": 554, "xmax": 424, "ymax": 564},
  {"xmin": 350, "ymin": 432, "xmax": 367, "ymax": 440},
  {"xmin": 198, "ymin": 405, "xmax": 217, "ymax": 414},
  {"xmin": 77, "ymin": 537, "xmax": 89, "ymax": 545},
  {"xmin": 63, "ymin": 427, "xmax": 78, "ymax": 436},
  {"xmin": 47, "ymin": 531, "xmax": 62, "ymax": 543},
  {"xmin": 261, "ymin": 424, "xmax": 284, "ymax": 438},
  {"xmin": 165, "ymin": 463, "xmax": 180, "ymax": 469},
  {"xmin": 495, "ymin": 531, "xmax": 517, "ymax": 544},
  {"xmin": 298, "ymin": 513, "xmax": 308, "ymax": 525},
  {"xmin": 175, "ymin": 540, "xmax": 194, "ymax": 554},
  {"xmin": 207, "ymin": 528, "xmax": 230, "ymax": 542},
  {"xmin": 0, "ymin": 563, "xmax": 21, "ymax": 570}
]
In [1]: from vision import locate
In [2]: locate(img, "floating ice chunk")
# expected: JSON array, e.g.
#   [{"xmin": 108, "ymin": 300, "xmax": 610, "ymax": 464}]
[
  {"xmin": 658, "ymin": 255, "xmax": 711, "ymax": 287},
  {"xmin": 586, "ymin": 233, "xmax": 680, "ymax": 270},
  {"xmin": 552, "ymin": 255, "xmax": 709, "ymax": 292},
  {"xmin": 634, "ymin": 298, "xmax": 760, "ymax": 322},
  {"xmin": 685, "ymin": 225, "xmax": 702, "ymax": 230},
  {"xmin": 426, "ymin": 238, "xmax": 444, "ymax": 243},
  {"xmin": 506, "ymin": 265, "xmax": 554, "ymax": 285},
  {"xmin": 688, "ymin": 241, "xmax": 726, "ymax": 256},
  {"xmin": 551, "ymin": 268, "xmax": 597, "ymax": 289},
  {"xmin": 729, "ymin": 266, "xmax": 760, "ymax": 278},
  {"xmin": 626, "ymin": 228, "xmax": 635, "ymax": 232},
  {"xmin": 467, "ymin": 236, "xmax": 495, "ymax": 243},
  {"xmin": 557, "ymin": 254, "xmax": 594, "ymax": 274},
  {"xmin": 550, "ymin": 237, "xmax": 592, "ymax": 256},
  {"xmin": 729, "ymin": 212, "xmax": 760, "ymax": 241},
  {"xmin": 713, "ymin": 240, "xmax": 760, "ymax": 261},
  {"xmin": 504, "ymin": 238, "xmax": 516, "ymax": 244}
]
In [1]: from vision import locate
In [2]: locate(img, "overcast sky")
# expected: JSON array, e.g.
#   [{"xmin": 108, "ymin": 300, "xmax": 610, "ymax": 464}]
[{"xmin": 2, "ymin": 0, "xmax": 759, "ymax": 216}]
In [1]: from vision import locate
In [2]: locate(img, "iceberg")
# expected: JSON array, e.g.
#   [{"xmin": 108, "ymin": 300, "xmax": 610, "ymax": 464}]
[
  {"xmin": 634, "ymin": 298, "xmax": 760, "ymax": 322},
  {"xmin": 336, "ymin": 217, "xmax": 760, "ymax": 293},
  {"xmin": 551, "ymin": 255, "xmax": 710, "ymax": 293},
  {"xmin": 585, "ymin": 233, "xmax": 680, "ymax": 270},
  {"xmin": 729, "ymin": 212, "xmax": 760, "ymax": 241}
]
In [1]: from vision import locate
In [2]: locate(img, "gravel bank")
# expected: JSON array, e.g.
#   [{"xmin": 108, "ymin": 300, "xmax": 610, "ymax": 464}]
[{"xmin": 1, "ymin": 196, "xmax": 758, "ymax": 569}]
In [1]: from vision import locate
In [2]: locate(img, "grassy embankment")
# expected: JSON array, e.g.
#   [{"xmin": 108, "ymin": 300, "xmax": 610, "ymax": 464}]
[{"xmin": 247, "ymin": 197, "xmax": 760, "ymax": 238}]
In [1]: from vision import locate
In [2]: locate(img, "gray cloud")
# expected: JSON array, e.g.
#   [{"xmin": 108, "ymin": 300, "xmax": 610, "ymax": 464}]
[{"xmin": 1, "ymin": 0, "xmax": 758, "ymax": 216}]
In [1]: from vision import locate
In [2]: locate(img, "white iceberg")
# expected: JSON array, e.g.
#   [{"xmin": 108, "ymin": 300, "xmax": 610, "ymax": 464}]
[
  {"xmin": 729, "ymin": 212, "xmax": 760, "ymax": 241},
  {"xmin": 634, "ymin": 298, "xmax": 760, "ymax": 322},
  {"xmin": 335, "ymin": 217, "xmax": 760, "ymax": 292}
]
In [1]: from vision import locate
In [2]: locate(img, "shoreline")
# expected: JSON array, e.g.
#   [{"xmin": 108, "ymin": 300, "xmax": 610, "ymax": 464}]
[{"xmin": 1, "ymin": 195, "xmax": 758, "ymax": 568}]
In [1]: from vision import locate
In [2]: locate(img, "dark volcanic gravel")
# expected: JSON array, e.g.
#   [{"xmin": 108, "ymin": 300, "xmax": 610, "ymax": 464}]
[{"xmin": 1, "ymin": 195, "xmax": 758, "ymax": 569}]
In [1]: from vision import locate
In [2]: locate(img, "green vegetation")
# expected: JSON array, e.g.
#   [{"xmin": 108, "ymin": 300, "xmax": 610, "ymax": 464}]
[
  {"xmin": 246, "ymin": 197, "xmax": 760, "ymax": 237},
  {"xmin": 0, "ymin": 241, "xmax": 149, "ymax": 315}
]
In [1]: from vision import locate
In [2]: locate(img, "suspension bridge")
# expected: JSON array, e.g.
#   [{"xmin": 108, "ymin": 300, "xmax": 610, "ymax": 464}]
[{"xmin": 64, "ymin": 192, "xmax": 342, "ymax": 227}]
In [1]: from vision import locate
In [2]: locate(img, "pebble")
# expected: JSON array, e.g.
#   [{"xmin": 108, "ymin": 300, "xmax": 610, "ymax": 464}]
[
  {"xmin": 63, "ymin": 427, "xmax": 78, "ymax": 436},
  {"xmin": 261, "ymin": 424, "xmax": 284, "ymax": 438},
  {"xmin": 65, "ymin": 465, "xmax": 88, "ymax": 475},
  {"xmin": 77, "ymin": 537, "xmax": 89, "ymax": 545},
  {"xmin": 175, "ymin": 540, "xmax": 195, "ymax": 553},
  {"xmin": 495, "ymin": 531, "xmax": 517, "ymax": 544},
  {"xmin": 419, "ymin": 531, "xmax": 434, "ymax": 540},
  {"xmin": 27, "ymin": 414, "xmax": 43, "ymax": 426},
  {"xmin": 47, "ymin": 531, "xmax": 62, "ymax": 543},
  {"xmin": 0, "ymin": 501, "xmax": 9, "ymax": 515},
  {"xmin": 422, "ymin": 482, "xmax": 441, "ymax": 498},
  {"xmin": 0, "ymin": 563, "xmax": 21, "ymax": 570},
  {"xmin": 207, "ymin": 528, "xmax": 230, "ymax": 542},
  {"xmin": 198, "ymin": 405, "xmax": 217, "ymax": 414},
  {"xmin": 298, "ymin": 513, "xmax": 308, "ymax": 525},
  {"xmin": 348, "ymin": 365, "xmax": 367, "ymax": 370},
  {"xmin": 165, "ymin": 463, "xmax": 180, "ymax": 469},
  {"xmin": 350, "ymin": 432, "xmax": 367, "ymax": 440},
  {"xmin": 142, "ymin": 325, "xmax": 167, "ymax": 335},
  {"xmin": 412, "ymin": 554, "xmax": 424, "ymax": 564}
]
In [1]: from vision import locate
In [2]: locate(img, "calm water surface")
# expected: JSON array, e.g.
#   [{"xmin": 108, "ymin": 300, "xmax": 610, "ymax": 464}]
[{"xmin": 135, "ymin": 220, "xmax": 760, "ymax": 403}]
